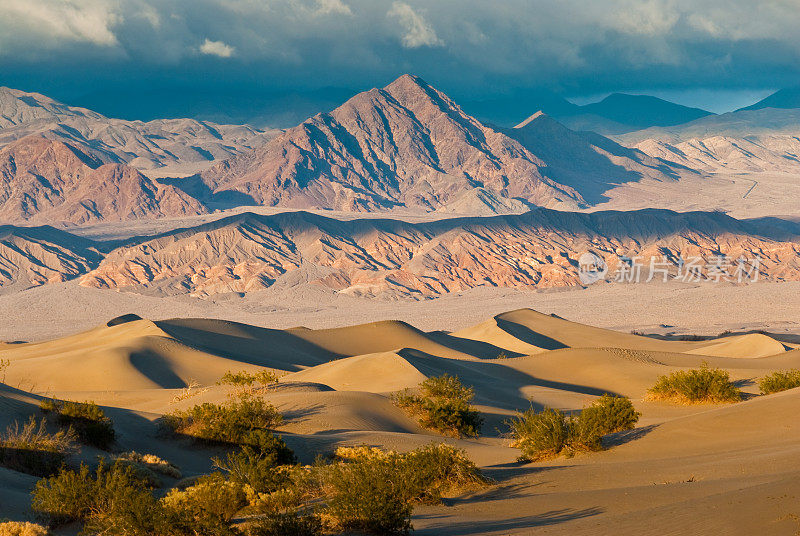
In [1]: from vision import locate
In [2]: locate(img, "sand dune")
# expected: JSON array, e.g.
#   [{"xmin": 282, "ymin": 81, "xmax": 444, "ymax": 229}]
[
  {"xmin": 284, "ymin": 351, "xmax": 428, "ymax": 393},
  {"xmin": 2, "ymin": 308, "xmax": 800, "ymax": 535},
  {"xmin": 684, "ymin": 332, "xmax": 788, "ymax": 358}
]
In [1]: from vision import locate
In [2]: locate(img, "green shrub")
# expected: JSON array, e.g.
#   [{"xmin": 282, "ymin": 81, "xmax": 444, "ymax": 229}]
[
  {"xmin": 214, "ymin": 443, "xmax": 296, "ymax": 495},
  {"xmin": 394, "ymin": 374, "xmax": 483, "ymax": 437},
  {"xmin": 245, "ymin": 513, "xmax": 322, "ymax": 536},
  {"xmin": 40, "ymin": 399, "xmax": 115, "ymax": 449},
  {"xmin": 31, "ymin": 461, "xmax": 245, "ymax": 535},
  {"xmin": 0, "ymin": 416, "xmax": 77, "ymax": 476},
  {"xmin": 333, "ymin": 443, "xmax": 488, "ymax": 505},
  {"xmin": 322, "ymin": 456, "xmax": 413, "ymax": 535},
  {"xmin": 759, "ymin": 369, "xmax": 800, "ymax": 394},
  {"xmin": 402, "ymin": 443, "xmax": 488, "ymax": 504},
  {"xmin": 31, "ymin": 461, "xmax": 156, "ymax": 526},
  {"xmin": 163, "ymin": 397, "xmax": 283, "ymax": 446},
  {"xmin": 507, "ymin": 407, "xmax": 572, "ymax": 461},
  {"xmin": 575, "ymin": 394, "xmax": 640, "ymax": 449},
  {"xmin": 509, "ymin": 395, "xmax": 640, "ymax": 461},
  {"xmin": 648, "ymin": 364, "xmax": 742, "ymax": 403},
  {"xmin": 162, "ymin": 473, "xmax": 247, "ymax": 529}
]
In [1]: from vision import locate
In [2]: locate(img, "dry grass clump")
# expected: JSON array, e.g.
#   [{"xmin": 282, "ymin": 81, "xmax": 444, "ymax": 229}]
[
  {"xmin": 0, "ymin": 416, "xmax": 77, "ymax": 476},
  {"xmin": 117, "ymin": 452, "xmax": 182, "ymax": 479},
  {"xmin": 508, "ymin": 395, "xmax": 640, "ymax": 461},
  {"xmin": 647, "ymin": 364, "xmax": 742, "ymax": 403},
  {"xmin": 759, "ymin": 369, "xmax": 800, "ymax": 395},
  {"xmin": 39, "ymin": 399, "xmax": 115, "ymax": 449},
  {"xmin": 393, "ymin": 374, "xmax": 483, "ymax": 438},
  {"xmin": 218, "ymin": 370, "xmax": 280, "ymax": 390},
  {"xmin": 0, "ymin": 521, "xmax": 50, "ymax": 536},
  {"xmin": 114, "ymin": 452, "xmax": 182, "ymax": 487}
]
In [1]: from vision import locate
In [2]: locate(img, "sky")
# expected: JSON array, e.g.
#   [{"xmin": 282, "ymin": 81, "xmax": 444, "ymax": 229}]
[{"xmin": 1, "ymin": 0, "xmax": 799, "ymax": 125}]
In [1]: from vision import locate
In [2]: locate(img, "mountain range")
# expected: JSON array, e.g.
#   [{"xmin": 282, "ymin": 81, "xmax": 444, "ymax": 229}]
[
  {"xmin": 0, "ymin": 76, "xmax": 691, "ymax": 223},
  {"xmin": 2, "ymin": 208, "xmax": 798, "ymax": 299}
]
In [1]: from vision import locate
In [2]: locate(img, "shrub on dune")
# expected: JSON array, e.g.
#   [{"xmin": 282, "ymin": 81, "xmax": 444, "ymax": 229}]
[
  {"xmin": 163, "ymin": 397, "xmax": 284, "ymax": 446},
  {"xmin": 508, "ymin": 407, "xmax": 572, "ymax": 461},
  {"xmin": 323, "ymin": 443, "xmax": 488, "ymax": 533},
  {"xmin": 575, "ymin": 394, "xmax": 640, "ymax": 449},
  {"xmin": 218, "ymin": 370, "xmax": 280, "ymax": 389},
  {"xmin": 39, "ymin": 399, "xmax": 115, "ymax": 449},
  {"xmin": 0, "ymin": 416, "xmax": 77, "ymax": 476},
  {"xmin": 332, "ymin": 443, "xmax": 488, "ymax": 505},
  {"xmin": 321, "ymin": 454, "xmax": 413, "ymax": 535},
  {"xmin": 394, "ymin": 374, "xmax": 483, "ymax": 438},
  {"xmin": 758, "ymin": 369, "xmax": 800, "ymax": 395},
  {"xmin": 647, "ymin": 364, "xmax": 742, "ymax": 403},
  {"xmin": 31, "ymin": 460, "xmax": 159, "ymax": 528},
  {"xmin": 509, "ymin": 395, "xmax": 640, "ymax": 461}
]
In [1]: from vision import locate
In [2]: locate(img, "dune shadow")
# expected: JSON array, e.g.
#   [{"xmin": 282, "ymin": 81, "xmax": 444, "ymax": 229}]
[
  {"xmin": 425, "ymin": 331, "xmax": 526, "ymax": 359},
  {"xmin": 155, "ymin": 319, "xmax": 337, "ymax": 371},
  {"xmin": 494, "ymin": 317, "xmax": 568, "ymax": 351},
  {"xmin": 414, "ymin": 507, "xmax": 604, "ymax": 535},
  {"xmin": 397, "ymin": 348, "xmax": 625, "ymax": 414},
  {"xmin": 602, "ymin": 424, "xmax": 658, "ymax": 448},
  {"xmin": 128, "ymin": 349, "xmax": 188, "ymax": 388},
  {"xmin": 280, "ymin": 404, "xmax": 326, "ymax": 423}
]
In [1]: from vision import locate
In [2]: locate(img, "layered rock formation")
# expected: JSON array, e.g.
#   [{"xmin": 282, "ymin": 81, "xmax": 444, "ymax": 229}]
[{"xmin": 75, "ymin": 209, "xmax": 800, "ymax": 298}]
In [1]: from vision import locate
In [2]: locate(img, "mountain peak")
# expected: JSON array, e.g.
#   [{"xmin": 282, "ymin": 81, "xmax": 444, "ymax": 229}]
[
  {"xmin": 385, "ymin": 73, "xmax": 430, "ymax": 92},
  {"xmin": 738, "ymin": 86, "xmax": 800, "ymax": 112}
]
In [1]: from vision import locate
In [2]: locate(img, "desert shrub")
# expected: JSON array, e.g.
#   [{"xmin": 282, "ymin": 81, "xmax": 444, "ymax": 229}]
[
  {"xmin": 759, "ymin": 369, "xmax": 800, "ymax": 395},
  {"xmin": 648, "ymin": 364, "xmax": 742, "ymax": 403},
  {"xmin": 507, "ymin": 407, "xmax": 572, "ymax": 461},
  {"xmin": 240, "ymin": 465, "xmax": 317, "ymax": 516},
  {"xmin": 333, "ymin": 443, "xmax": 488, "ymax": 505},
  {"xmin": 321, "ymin": 455, "xmax": 413, "ymax": 535},
  {"xmin": 219, "ymin": 370, "xmax": 280, "ymax": 388},
  {"xmin": 30, "ymin": 461, "xmax": 156, "ymax": 526},
  {"xmin": 0, "ymin": 417, "xmax": 77, "ymax": 476},
  {"xmin": 244, "ymin": 513, "xmax": 322, "ymax": 536},
  {"xmin": 161, "ymin": 473, "xmax": 247, "ymax": 531},
  {"xmin": 163, "ymin": 398, "xmax": 283, "ymax": 446},
  {"xmin": 0, "ymin": 521, "xmax": 50, "ymax": 536},
  {"xmin": 574, "ymin": 394, "xmax": 640, "ymax": 449},
  {"xmin": 394, "ymin": 374, "xmax": 483, "ymax": 438},
  {"xmin": 509, "ymin": 396, "xmax": 639, "ymax": 461},
  {"xmin": 39, "ymin": 399, "xmax": 115, "ymax": 449},
  {"xmin": 214, "ymin": 443, "xmax": 296, "ymax": 495},
  {"xmin": 402, "ymin": 443, "xmax": 488, "ymax": 504}
]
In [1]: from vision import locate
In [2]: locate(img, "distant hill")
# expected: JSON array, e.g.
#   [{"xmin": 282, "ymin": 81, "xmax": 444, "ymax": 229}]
[
  {"xmin": 738, "ymin": 86, "xmax": 800, "ymax": 111},
  {"xmin": 555, "ymin": 93, "xmax": 714, "ymax": 135}
]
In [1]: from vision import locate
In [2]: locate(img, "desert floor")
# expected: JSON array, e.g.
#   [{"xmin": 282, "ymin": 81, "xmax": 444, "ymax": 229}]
[{"xmin": 2, "ymin": 283, "xmax": 800, "ymax": 534}]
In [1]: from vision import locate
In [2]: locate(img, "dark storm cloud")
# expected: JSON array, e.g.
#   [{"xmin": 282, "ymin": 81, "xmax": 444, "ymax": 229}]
[{"xmin": 1, "ymin": 0, "xmax": 799, "ymax": 121}]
